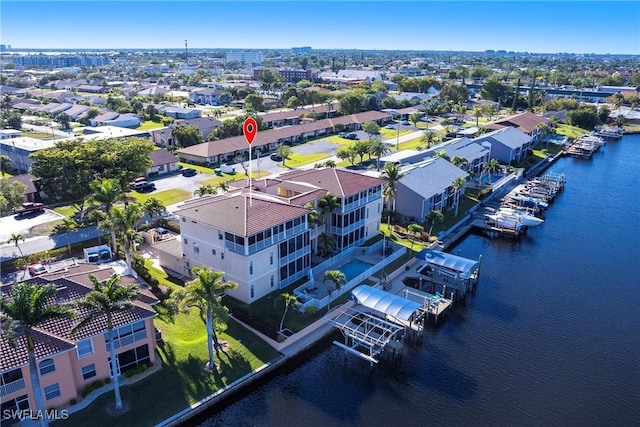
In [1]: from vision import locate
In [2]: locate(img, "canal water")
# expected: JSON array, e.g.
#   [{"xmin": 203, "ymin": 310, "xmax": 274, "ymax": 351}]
[{"xmin": 196, "ymin": 135, "xmax": 640, "ymax": 427}]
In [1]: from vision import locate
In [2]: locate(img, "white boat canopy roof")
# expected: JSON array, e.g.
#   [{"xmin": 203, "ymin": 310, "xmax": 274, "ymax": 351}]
[
  {"xmin": 415, "ymin": 249, "xmax": 479, "ymax": 279},
  {"xmin": 351, "ymin": 285, "xmax": 422, "ymax": 322}
]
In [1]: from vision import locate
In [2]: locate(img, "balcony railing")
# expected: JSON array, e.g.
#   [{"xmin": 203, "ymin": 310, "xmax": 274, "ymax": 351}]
[{"xmin": 1, "ymin": 378, "xmax": 26, "ymax": 396}]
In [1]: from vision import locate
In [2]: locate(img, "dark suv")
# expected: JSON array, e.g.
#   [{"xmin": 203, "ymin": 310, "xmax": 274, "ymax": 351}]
[
  {"xmin": 182, "ymin": 168, "xmax": 197, "ymax": 177},
  {"xmin": 133, "ymin": 181, "xmax": 156, "ymax": 192}
]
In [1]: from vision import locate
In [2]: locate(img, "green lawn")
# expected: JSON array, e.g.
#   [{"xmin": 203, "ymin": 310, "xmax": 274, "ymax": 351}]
[
  {"xmin": 178, "ymin": 162, "xmax": 215, "ymax": 175},
  {"xmin": 21, "ymin": 132, "xmax": 54, "ymax": 140},
  {"xmin": 281, "ymin": 152, "xmax": 332, "ymax": 168},
  {"xmin": 379, "ymin": 128, "xmax": 412, "ymax": 139},
  {"xmin": 555, "ymin": 124, "xmax": 589, "ymax": 139},
  {"xmin": 53, "ymin": 205, "xmax": 77, "ymax": 218},
  {"xmin": 56, "ymin": 265, "xmax": 280, "ymax": 427},
  {"xmin": 129, "ymin": 189, "xmax": 192, "ymax": 205},
  {"xmin": 136, "ymin": 121, "xmax": 165, "ymax": 131},
  {"xmin": 199, "ymin": 170, "xmax": 269, "ymax": 187}
]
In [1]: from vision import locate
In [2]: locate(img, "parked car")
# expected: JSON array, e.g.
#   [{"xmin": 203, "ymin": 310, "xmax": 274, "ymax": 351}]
[
  {"xmin": 28, "ymin": 263, "xmax": 47, "ymax": 276},
  {"xmin": 385, "ymin": 124, "xmax": 396, "ymax": 129},
  {"xmin": 133, "ymin": 181, "xmax": 155, "ymax": 192},
  {"xmin": 182, "ymin": 168, "xmax": 197, "ymax": 177},
  {"xmin": 346, "ymin": 133, "xmax": 358, "ymax": 140},
  {"xmin": 129, "ymin": 176, "xmax": 146, "ymax": 189},
  {"xmin": 338, "ymin": 132, "xmax": 349, "ymax": 138},
  {"xmin": 401, "ymin": 120, "xmax": 411, "ymax": 126},
  {"xmin": 270, "ymin": 153, "xmax": 283, "ymax": 161}
]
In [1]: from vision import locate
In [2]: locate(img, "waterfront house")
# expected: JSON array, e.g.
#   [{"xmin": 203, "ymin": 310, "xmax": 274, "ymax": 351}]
[
  {"xmin": 484, "ymin": 111, "xmax": 550, "ymax": 144},
  {"xmin": 426, "ymin": 137, "xmax": 491, "ymax": 177},
  {"xmin": 395, "ymin": 158, "xmax": 469, "ymax": 221},
  {"xmin": 166, "ymin": 168, "xmax": 383, "ymax": 304},
  {"xmin": 473, "ymin": 127, "xmax": 532, "ymax": 166},
  {"xmin": 0, "ymin": 264, "xmax": 158, "ymax": 413}
]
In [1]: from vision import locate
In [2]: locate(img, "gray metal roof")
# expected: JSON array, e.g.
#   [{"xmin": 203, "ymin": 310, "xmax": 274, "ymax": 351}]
[
  {"xmin": 398, "ymin": 158, "xmax": 469, "ymax": 200},
  {"xmin": 351, "ymin": 285, "xmax": 422, "ymax": 322},
  {"xmin": 416, "ymin": 249, "xmax": 479, "ymax": 279},
  {"xmin": 474, "ymin": 127, "xmax": 531, "ymax": 149}
]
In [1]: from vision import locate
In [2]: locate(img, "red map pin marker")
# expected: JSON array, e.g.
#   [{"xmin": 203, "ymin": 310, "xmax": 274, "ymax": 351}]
[{"xmin": 243, "ymin": 118, "xmax": 257, "ymax": 145}]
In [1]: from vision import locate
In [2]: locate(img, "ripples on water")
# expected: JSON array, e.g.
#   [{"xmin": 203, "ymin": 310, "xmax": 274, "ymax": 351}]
[{"xmin": 197, "ymin": 136, "xmax": 640, "ymax": 427}]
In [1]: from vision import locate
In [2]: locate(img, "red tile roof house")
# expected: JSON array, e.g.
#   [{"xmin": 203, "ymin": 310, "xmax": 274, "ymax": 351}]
[
  {"xmin": 164, "ymin": 168, "xmax": 384, "ymax": 304},
  {"xmin": 484, "ymin": 111, "xmax": 550, "ymax": 144},
  {"xmin": 0, "ymin": 265, "xmax": 159, "ymax": 416},
  {"xmin": 176, "ymin": 110, "xmax": 391, "ymax": 166}
]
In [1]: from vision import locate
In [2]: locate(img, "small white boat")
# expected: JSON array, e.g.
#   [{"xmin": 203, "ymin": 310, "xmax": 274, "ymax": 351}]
[
  {"xmin": 508, "ymin": 195, "xmax": 549, "ymax": 209},
  {"xmin": 485, "ymin": 212, "xmax": 524, "ymax": 231},
  {"xmin": 498, "ymin": 208, "xmax": 544, "ymax": 227}
]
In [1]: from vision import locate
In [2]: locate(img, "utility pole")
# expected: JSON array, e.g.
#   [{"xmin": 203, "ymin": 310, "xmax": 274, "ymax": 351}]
[{"xmin": 184, "ymin": 40, "xmax": 188, "ymax": 66}]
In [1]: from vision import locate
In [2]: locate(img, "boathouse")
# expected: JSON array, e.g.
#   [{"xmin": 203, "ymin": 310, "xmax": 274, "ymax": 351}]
[{"xmin": 414, "ymin": 249, "xmax": 481, "ymax": 299}]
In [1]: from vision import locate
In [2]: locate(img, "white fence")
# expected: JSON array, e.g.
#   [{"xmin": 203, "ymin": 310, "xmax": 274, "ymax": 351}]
[{"xmin": 295, "ymin": 244, "xmax": 406, "ymax": 313}]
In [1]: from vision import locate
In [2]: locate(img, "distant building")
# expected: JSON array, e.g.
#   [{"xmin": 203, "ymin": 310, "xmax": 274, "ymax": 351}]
[
  {"xmin": 291, "ymin": 46, "xmax": 312, "ymax": 53},
  {"xmin": 11, "ymin": 54, "xmax": 111, "ymax": 69},
  {"xmin": 226, "ymin": 51, "xmax": 263, "ymax": 65}
]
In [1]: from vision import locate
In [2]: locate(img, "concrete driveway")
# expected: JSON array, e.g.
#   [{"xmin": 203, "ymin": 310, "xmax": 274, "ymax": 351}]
[{"xmin": 0, "ymin": 209, "xmax": 64, "ymax": 242}]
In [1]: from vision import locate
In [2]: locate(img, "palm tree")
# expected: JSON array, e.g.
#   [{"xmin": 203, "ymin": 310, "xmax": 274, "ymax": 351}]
[
  {"xmin": 89, "ymin": 178, "xmax": 127, "ymax": 255},
  {"xmin": 472, "ymin": 105, "xmax": 484, "ymax": 127},
  {"xmin": 194, "ymin": 184, "xmax": 215, "ymax": 197},
  {"xmin": 7, "ymin": 233, "xmax": 26, "ymax": 266},
  {"xmin": 111, "ymin": 204, "xmax": 143, "ymax": 275},
  {"xmin": 318, "ymin": 192, "xmax": 340, "ymax": 239},
  {"xmin": 305, "ymin": 202, "xmax": 322, "ymax": 255},
  {"xmin": 216, "ymin": 180, "xmax": 231, "ymax": 193},
  {"xmin": 407, "ymin": 223, "xmax": 424, "ymax": 251},
  {"xmin": 451, "ymin": 177, "xmax": 466, "ymax": 217},
  {"xmin": 323, "ymin": 269, "xmax": 346, "ymax": 291},
  {"xmin": 142, "ymin": 198, "xmax": 166, "ymax": 226},
  {"xmin": 426, "ymin": 210, "xmax": 444, "ymax": 237},
  {"xmin": 324, "ymin": 159, "xmax": 336, "ymax": 168},
  {"xmin": 277, "ymin": 293, "xmax": 300, "ymax": 334},
  {"xmin": 451, "ymin": 156, "xmax": 469, "ymax": 170},
  {"xmin": 421, "ymin": 129, "xmax": 439, "ymax": 148},
  {"xmin": 318, "ymin": 232, "xmax": 336, "ymax": 257},
  {"xmin": 89, "ymin": 209, "xmax": 107, "ymax": 247},
  {"xmin": 275, "ymin": 143, "xmax": 292, "ymax": 166},
  {"xmin": 368, "ymin": 138, "xmax": 388, "ymax": 171},
  {"xmin": 167, "ymin": 266, "xmax": 238, "ymax": 370},
  {"xmin": 381, "ymin": 162, "xmax": 404, "ymax": 212},
  {"xmin": 71, "ymin": 274, "xmax": 138, "ymax": 412},
  {"xmin": 483, "ymin": 159, "xmax": 501, "ymax": 183},
  {"xmin": 435, "ymin": 150, "xmax": 450, "ymax": 161},
  {"xmin": 1, "ymin": 283, "xmax": 75, "ymax": 427}
]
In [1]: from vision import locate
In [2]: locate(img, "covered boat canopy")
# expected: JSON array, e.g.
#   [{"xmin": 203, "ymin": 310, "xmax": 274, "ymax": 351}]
[
  {"xmin": 415, "ymin": 249, "xmax": 479, "ymax": 279},
  {"xmin": 351, "ymin": 285, "xmax": 422, "ymax": 322}
]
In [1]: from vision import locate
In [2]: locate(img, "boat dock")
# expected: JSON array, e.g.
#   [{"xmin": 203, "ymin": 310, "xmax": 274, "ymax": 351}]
[{"xmin": 564, "ymin": 134, "xmax": 605, "ymax": 158}]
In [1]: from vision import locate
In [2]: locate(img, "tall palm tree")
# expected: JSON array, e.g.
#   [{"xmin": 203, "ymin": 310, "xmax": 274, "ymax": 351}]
[
  {"xmin": 318, "ymin": 192, "xmax": 340, "ymax": 239},
  {"xmin": 1, "ymin": 283, "xmax": 75, "ymax": 427},
  {"xmin": 142, "ymin": 198, "xmax": 166, "ymax": 226},
  {"xmin": 305, "ymin": 202, "xmax": 321, "ymax": 255},
  {"xmin": 277, "ymin": 293, "xmax": 300, "ymax": 334},
  {"xmin": 368, "ymin": 139, "xmax": 389, "ymax": 171},
  {"xmin": 451, "ymin": 177, "xmax": 466, "ymax": 217},
  {"xmin": 7, "ymin": 233, "xmax": 26, "ymax": 266},
  {"xmin": 216, "ymin": 181, "xmax": 231, "ymax": 194},
  {"xmin": 71, "ymin": 274, "xmax": 138, "ymax": 412},
  {"xmin": 324, "ymin": 269, "xmax": 346, "ymax": 291},
  {"xmin": 381, "ymin": 162, "xmax": 404, "ymax": 212},
  {"xmin": 426, "ymin": 210, "xmax": 444, "ymax": 237},
  {"xmin": 89, "ymin": 178, "xmax": 127, "ymax": 255},
  {"xmin": 111, "ymin": 204, "xmax": 143, "ymax": 275},
  {"xmin": 168, "ymin": 266, "xmax": 238, "ymax": 370},
  {"xmin": 472, "ymin": 105, "xmax": 484, "ymax": 127},
  {"xmin": 318, "ymin": 232, "xmax": 336, "ymax": 257}
]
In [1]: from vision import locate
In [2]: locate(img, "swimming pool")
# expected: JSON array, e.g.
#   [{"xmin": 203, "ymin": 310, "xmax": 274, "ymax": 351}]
[{"xmin": 339, "ymin": 259, "xmax": 374, "ymax": 282}]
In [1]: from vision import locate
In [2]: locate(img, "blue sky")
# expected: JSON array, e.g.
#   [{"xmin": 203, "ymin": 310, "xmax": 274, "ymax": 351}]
[{"xmin": 1, "ymin": 1, "xmax": 639, "ymax": 54}]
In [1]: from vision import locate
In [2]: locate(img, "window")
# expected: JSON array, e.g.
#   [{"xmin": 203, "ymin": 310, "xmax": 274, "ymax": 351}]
[
  {"xmin": 270, "ymin": 275, "xmax": 274, "ymax": 287},
  {"xmin": 182, "ymin": 217, "xmax": 186, "ymax": 222},
  {"xmin": 212, "ymin": 248, "xmax": 217, "ymax": 256},
  {"xmin": 81, "ymin": 364, "xmax": 97, "ymax": 381},
  {"xmin": 249, "ymin": 261, "xmax": 253, "ymax": 275},
  {"xmin": 270, "ymin": 252, "xmax": 273, "ymax": 265},
  {"xmin": 39, "ymin": 359, "xmax": 55, "ymax": 376},
  {"xmin": 250, "ymin": 285, "xmax": 255, "ymax": 299},
  {"xmin": 184, "ymin": 238, "xmax": 189, "ymax": 244},
  {"xmin": 218, "ymin": 231, "xmax": 223, "ymax": 240},
  {"xmin": 1, "ymin": 394, "xmax": 30, "ymax": 416},
  {"xmin": 44, "ymin": 383, "xmax": 61, "ymax": 401},
  {"xmin": 105, "ymin": 320, "xmax": 147, "ymax": 350},
  {"xmin": 77, "ymin": 339, "xmax": 93, "ymax": 358},
  {"xmin": 193, "ymin": 242, "xmax": 200, "ymax": 254},
  {"xmin": 221, "ymin": 252, "xmax": 224, "ymax": 260}
]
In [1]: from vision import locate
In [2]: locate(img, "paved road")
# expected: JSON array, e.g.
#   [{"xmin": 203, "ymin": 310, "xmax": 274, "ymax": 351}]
[
  {"xmin": 0, "ymin": 225, "xmax": 103, "ymax": 261},
  {"xmin": 0, "ymin": 209, "xmax": 65, "ymax": 243}
]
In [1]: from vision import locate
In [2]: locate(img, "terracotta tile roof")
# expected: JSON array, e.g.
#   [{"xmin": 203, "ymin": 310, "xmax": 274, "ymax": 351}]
[
  {"xmin": 278, "ymin": 168, "xmax": 384, "ymax": 198},
  {"xmin": 0, "ymin": 329, "xmax": 75, "ymax": 371},
  {"xmin": 484, "ymin": 111, "xmax": 550, "ymax": 134},
  {"xmin": 175, "ymin": 192, "xmax": 309, "ymax": 236},
  {"xmin": 0, "ymin": 266, "xmax": 158, "ymax": 371}
]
